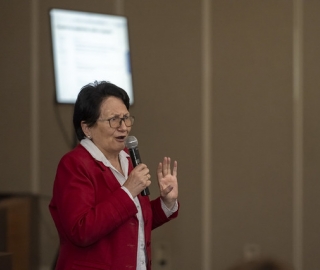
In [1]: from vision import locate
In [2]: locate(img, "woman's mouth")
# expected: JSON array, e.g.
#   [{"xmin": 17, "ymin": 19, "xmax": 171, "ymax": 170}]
[{"xmin": 115, "ymin": 136, "xmax": 126, "ymax": 142}]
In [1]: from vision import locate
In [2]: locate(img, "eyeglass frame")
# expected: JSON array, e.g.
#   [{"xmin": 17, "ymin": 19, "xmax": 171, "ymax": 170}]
[{"xmin": 98, "ymin": 115, "xmax": 135, "ymax": 128}]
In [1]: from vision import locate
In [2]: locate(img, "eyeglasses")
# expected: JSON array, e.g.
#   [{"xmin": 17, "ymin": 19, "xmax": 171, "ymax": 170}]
[{"xmin": 98, "ymin": 115, "xmax": 135, "ymax": 128}]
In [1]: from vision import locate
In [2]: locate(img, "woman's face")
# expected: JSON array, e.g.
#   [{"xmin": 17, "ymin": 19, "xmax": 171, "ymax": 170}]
[{"xmin": 82, "ymin": 96, "xmax": 131, "ymax": 158}]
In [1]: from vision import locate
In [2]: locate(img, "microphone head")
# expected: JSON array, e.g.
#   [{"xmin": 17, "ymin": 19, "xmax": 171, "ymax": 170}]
[{"xmin": 125, "ymin": 136, "xmax": 138, "ymax": 149}]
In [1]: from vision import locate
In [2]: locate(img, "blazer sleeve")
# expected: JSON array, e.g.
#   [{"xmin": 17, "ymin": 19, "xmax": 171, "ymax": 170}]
[
  {"xmin": 50, "ymin": 151, "xmax": 138, "ymax": 247},
  {"xmin": 150, "ymin": 197, "xmax": 179, "ymax": 230}
]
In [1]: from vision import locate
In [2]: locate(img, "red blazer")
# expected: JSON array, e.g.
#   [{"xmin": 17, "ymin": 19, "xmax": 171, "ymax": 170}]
[{"xmin": 49, "ymin": 144, "xmax": 179, "ymax": 270}]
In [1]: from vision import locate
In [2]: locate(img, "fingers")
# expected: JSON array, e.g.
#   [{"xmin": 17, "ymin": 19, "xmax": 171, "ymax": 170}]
[
  {"xmin": 126, "ymin": 164, "xmax": 152, "ymax": 197},
  {"xmin": 173, "ymin": 160, "xmax": 178, "ymax": 178},
  {"xmin": 136, "ymin": 163, "xmax": 148, "ymax": 172},
  {"xmin": 163, "ymin": 157, "xmax": 170, "ymax": 175},
  {"xmin": 135, "ymin": 164, "xmax": 151, "ymax": 181},
  {"xmin": 157, "ymin": 162, "xmax": 163, "ymax": 179},
  {"xmin": 162, "ymin": 185, "xmax": 174, "ymax": 195},
  {"xmin": 136, "ymin": 164, "xmax": 150, "ymax": 183},
  {"xmin": 130, "ymin": 164, "xmax": 150, "ymax": 181},
  {"xmin": 157, "ymin": 157, "xmax": 178, "ymax": 178}
]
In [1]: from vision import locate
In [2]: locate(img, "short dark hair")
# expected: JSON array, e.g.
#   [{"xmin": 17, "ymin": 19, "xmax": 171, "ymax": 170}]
[{"xmin": 73, "ymin": 81, "xmax": 130, "ymax": 141}]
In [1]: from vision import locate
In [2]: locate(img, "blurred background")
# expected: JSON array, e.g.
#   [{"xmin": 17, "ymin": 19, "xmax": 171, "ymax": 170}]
[{"xmin": 1, "ymin": 0, "xmax": 320, "ymax": 269}]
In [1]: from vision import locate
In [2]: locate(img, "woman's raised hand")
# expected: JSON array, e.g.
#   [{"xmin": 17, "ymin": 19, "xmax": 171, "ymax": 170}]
[{"xmin": 157, "ymin": 157, "xmax": 178, "ymax": 209}]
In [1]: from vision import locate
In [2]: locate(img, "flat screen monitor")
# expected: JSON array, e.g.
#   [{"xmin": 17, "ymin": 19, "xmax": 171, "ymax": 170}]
[{"xmin": 50, "ymin": 8, "xmax": 134, "ymax": 104}]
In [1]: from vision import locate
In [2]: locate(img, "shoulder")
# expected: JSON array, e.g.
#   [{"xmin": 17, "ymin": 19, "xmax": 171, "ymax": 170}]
[
  {"xmin": 58, "ymin": 144, "xmax": 98, "ymax": 169},
  {"xmin": 55, "ymin": 144, "xmax": 108, "ymax": 184}
]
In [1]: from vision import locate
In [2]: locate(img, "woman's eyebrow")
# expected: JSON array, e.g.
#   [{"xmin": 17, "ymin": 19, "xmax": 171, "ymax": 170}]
[{"xmin": 109, "ymin": 113, "xmax": 130, "ymax": 117}]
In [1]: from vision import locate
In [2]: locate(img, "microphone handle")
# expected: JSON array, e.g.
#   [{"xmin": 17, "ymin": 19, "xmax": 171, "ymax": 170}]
[
  {"xmin": 129, "ymin": 148, "xmax": 150, "ymax": 196},
  {"xmin": 141, "ymin": 187, "xmax": 150, "ymax": 196}
]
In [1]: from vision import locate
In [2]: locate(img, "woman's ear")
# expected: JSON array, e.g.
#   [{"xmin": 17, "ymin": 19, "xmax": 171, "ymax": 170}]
[{"xmin": 81, "ymin": 121, "xmax": 91, "ymax": 139}]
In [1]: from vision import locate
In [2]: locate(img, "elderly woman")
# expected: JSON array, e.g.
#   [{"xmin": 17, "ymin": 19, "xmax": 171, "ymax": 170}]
[{"xmin": 49, "ymin": 81, "xmax": 179, "ymax": 270}]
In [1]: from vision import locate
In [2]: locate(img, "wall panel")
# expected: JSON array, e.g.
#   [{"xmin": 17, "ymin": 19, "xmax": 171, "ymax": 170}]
[
  {"xmin": 210, "ymin": 1, "xmax": 294, "ymax": 269},
  {"xmin": 303, "ymin": 2, "xmax": 320, "ymax": 270}
]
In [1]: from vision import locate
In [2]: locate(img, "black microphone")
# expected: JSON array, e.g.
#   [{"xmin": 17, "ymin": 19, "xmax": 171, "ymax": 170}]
[{"xmin": 125, "ymin": 136, "xmax": 150, "ymax": 196}]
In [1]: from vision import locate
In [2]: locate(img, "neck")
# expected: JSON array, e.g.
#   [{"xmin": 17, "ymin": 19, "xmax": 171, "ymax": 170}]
[
  {"xmin": 106, "ymin": 153, "xmax": 119, "ymax": 163},
  {"xmin": 108, "ymin": 154, "xmax": 124, "ymax": 176},
  {"xmin": 101, "ymin": 148, "xmax": 120, "ymax": 162}
]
